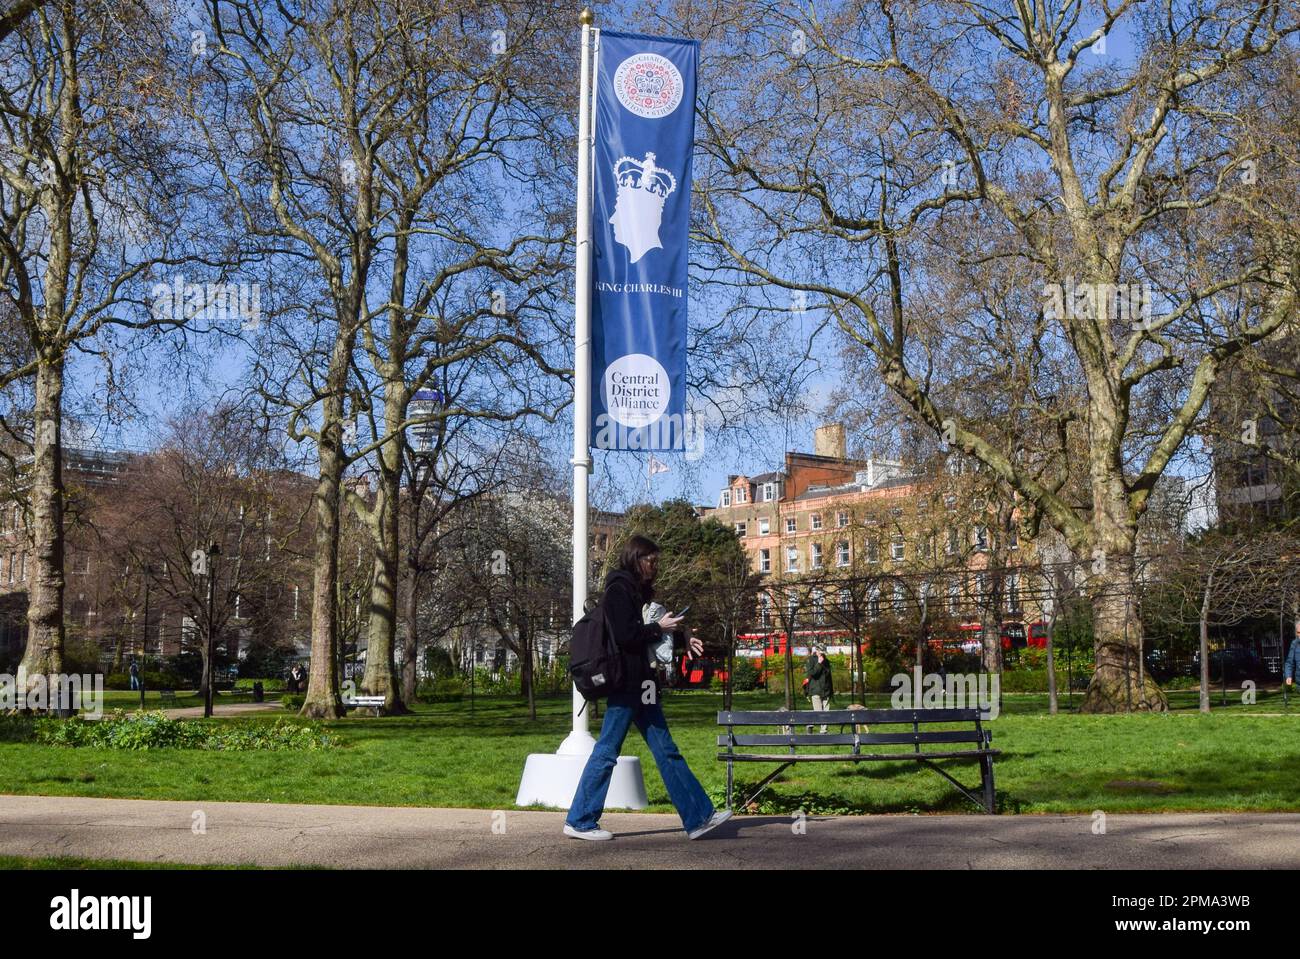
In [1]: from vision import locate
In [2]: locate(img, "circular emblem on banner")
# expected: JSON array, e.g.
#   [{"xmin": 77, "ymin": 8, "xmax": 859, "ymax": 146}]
[
  {"xmin": 613, "ymin": 53, "xmax": 683, "ymax": 119},
  {"xmin": 604, "ymin": 353, "xmax": 671, "ymax": 427}
]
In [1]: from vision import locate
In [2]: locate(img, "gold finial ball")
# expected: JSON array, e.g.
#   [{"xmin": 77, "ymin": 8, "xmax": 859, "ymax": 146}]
[{"xmin": 580, "ymin": 7, "xmax": 594, "ymax": 25}]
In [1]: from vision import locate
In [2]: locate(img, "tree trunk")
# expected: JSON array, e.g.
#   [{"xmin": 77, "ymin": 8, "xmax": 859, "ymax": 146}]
[
  {"xmin": 19, "ymin": 357, "xmax": 66, "ymax": 706},
  {"xmin": 400, "ymin": 569, "xmax": 420, "ymax": 705},
  {"xmin": 521, "ymin": 631, "xmax": 535, "ymax": 721},
  {"xmin": 199, "ymin": 635, "xmax": 210, "ymax": 701},
  {"xmin": 359, "ymin": 391, "xmax": 407, "ymax": 713},
  {"xmin": 1045, "ymin": 612, "xmax": 1059, "ymax": 715},
  {"xmin": 1199, "ymin": 583, "xmax": 1212, "ymax": 714},
  {"xmin": 301, "ymin": 372, "xmax": 350, "ymax": 719},
  {"xmin": 1081, "ymin": 554, "xmax": 1167, "ymax": 712}
]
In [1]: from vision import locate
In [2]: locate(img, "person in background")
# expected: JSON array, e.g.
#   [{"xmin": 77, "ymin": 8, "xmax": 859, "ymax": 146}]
[
  {"xmin": 129, "ymin": 658, "xmax": 140, "ymax": 691},
  {"xmin": 1284, "ymin": 635, "xmax": 1300, "ymax": 693},
  {"xmin": 805, "ymin": 644, "xmax": 833, "ymax": 734}
]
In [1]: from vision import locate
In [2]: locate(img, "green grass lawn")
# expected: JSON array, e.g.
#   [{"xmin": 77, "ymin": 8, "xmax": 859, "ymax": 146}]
[{"xmin": 5, "ymin": 688, "xmax": 1300, "ymax": 815}]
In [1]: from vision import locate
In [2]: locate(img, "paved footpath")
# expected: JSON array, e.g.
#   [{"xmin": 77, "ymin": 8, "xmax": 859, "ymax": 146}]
[{"xmin": 1, "ymin": 795, "xmax": 1298, "ymax": 868}]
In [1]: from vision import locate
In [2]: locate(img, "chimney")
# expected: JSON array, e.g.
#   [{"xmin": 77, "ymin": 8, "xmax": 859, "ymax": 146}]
[{"xmin": 813, "ymin": 423, "xmax": 847, "ymax": 460}]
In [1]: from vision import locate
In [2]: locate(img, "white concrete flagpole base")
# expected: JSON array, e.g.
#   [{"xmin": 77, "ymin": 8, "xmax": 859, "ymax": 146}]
[{"xmin": 515, "ymin": 752, "xmax": 648, "ymax": 810}]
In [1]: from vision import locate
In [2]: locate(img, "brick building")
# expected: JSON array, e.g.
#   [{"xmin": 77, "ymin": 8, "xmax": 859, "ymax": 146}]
[{"xmin": 699, "ymin": 425, "xmax": 1048, "ymax": 655}]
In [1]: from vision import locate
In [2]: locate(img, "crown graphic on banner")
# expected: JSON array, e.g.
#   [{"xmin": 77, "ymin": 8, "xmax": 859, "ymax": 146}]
[
  {"xmin": 613, "ymin": 152, "xmax": 677, "ymax": 198},
  {"xmin": 634, "ymin": 71, "xmax": 666, "ymax": 99}
]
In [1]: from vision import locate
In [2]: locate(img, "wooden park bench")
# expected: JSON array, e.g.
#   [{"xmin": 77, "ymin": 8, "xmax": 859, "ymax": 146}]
[
  {"xmin": 159, "ymin": 689, "xmax": 179, "ymax": 707},
  {"xmin": 717, "ymin": 707, "xmax": 1000, "ymax": 814}
]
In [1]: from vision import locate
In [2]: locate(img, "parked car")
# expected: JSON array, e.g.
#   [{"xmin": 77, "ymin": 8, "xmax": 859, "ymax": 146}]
[{"xmin": 1192, "ymin": 647, "xmax": 1267, "ymax": 682}]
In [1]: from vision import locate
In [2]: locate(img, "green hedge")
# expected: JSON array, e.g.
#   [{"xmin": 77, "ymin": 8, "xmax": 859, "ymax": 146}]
[
  {"xmin": 36, "ymin": 710, "xmax": 334, "ymax": 751},
  {"xmin": 235, "ymin": 678, "xmax": 285, "ymax": 692}
]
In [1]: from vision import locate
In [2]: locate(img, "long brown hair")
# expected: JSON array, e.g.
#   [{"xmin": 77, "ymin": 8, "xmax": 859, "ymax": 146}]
[{"xmin": 617, "ymin": 534, "xmax": 660, "ymax": 591}]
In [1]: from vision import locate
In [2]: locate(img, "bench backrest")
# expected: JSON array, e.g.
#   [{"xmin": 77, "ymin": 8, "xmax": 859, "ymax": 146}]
[
  {"xmin": 716, "ymin": 708, "xmax": 990, "ymax": 750},
  {"xmin": 718, "ymin": 708, "xmax": 986, "ymax": 725}
]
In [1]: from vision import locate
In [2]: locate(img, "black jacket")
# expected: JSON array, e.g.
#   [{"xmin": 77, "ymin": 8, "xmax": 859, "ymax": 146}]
[
  {"xmin": 603, "ymin": 568, "xmax": 667, "ymax": 696},
  {"xmin": 805, "ymin": 654, "xmax": 833, "ymax": 699}
]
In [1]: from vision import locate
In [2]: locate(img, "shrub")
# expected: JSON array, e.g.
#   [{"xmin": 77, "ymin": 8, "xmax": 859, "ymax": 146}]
[
  {"xmin": 423, "ymin": 646, "xmax": 454, "ymax": 680},
  {"xmin": 998, "ymin": 668, "xmax": 1049, "ymax": 693},
  {"xmin": 730, "ymin": 657, "xmax": 760, "ymax": 692},
  {"xmin": 279, "ymin": 694, "xmax": 305, "ymax": 711},
  {"xmin": 35, "ymin": 710, "xmax": 333, "ymax": 750},
  {"xmin": 140, "ymin": 669, "xmax": 185, "ymax": 690},
  {"xmin": 235, "ymin": 678, "xmax": 285, "ymax": 692},
  {"xmin": 0, "ymin": 714, "xmax": 36, "ymax": 742},
  {"xmin": 416, "ymin": 678, "xmax": 465, "ymax": 703},
  {"xmin": 104, "ymin": 673, "xmax": 132, "ymax": 691}
]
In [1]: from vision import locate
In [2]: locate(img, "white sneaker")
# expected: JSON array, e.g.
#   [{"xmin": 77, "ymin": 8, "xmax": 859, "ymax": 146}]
[
  {"xmin": 687, "ymin": 808, "xmax": 733, "ymax": 840},
  {"xmin": 564, "ymin": 824, "xmax": 613, "ymax": 841}
]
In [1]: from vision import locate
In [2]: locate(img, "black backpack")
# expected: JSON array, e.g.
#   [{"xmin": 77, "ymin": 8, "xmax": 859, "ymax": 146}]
[{"xmin": 570, "ymin": 594, "xmax": 624, "ymax": 703}]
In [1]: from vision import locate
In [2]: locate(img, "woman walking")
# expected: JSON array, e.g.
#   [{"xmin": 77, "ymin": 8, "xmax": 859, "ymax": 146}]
[{"xmin": 564, "ymin": 535, "xmax": 733, "ymax": 841}]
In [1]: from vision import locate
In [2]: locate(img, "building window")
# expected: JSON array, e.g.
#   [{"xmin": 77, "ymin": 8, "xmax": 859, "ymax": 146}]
[
  {"xmin": 735, "ymin": 521, "xmax": 747, "ymax": 537},
  {"xmin": 1008, "ymin": 528, "xmax": 1019, "ymax": 550},
  {"xmin": 838, "ymin": 588, "xmax": 851, "ymax": 613},
  {"xmin": 893, "ymin": 582, "xmax": 906, "ymax": 614},
  {"xmin": 785, "ymin": 517, "xmax": 797, "ymax": 534},
  {"xmin": 720, "ymin": 489, "xmax": 731, "ymax": 507},
  {"xmin": 6, "ymin": 553, "xmax": 13, "ymax": 584},
  {"xmin": 891, "ymin": 506, "xmax": 904, "ymax": 519},
  {"xmin": 946, "ymin": 528, "xmax": 958, "ymax": 555},
  {"xmin": 758, "ymin": 517, "xmax": 770, "ymax": 535},
  {"xmin": 70, "ymin": 551, "xmax": 89, "ymax": 574},
  {"xmin": 762, "ymin": 482, "xmax": 776, "ymax": 501},
  {"xmin": 811, "ymin": 514, "xmax": 822, "ymax": 530},
  {"xmin": 948, "ymin": 580, "xmax": 961, "ymax": 613},
  {"xmin": 837, "ymin": 510, "xmax": 848, "ymax": 528},
  {"xmin": 1007, "ymin": 574, "xmax": 1020, "ymax": 611},
  {"xmin": 810, "ymin": 543, "xmax": 823, "ymax": 569},
  {"xmin": 891, "ymin": 539, "xmax": 905, "ymax": 562},
  {"xmin": 812, "ymin": 588, "xmax": 825, "ymax": 625},
  {"xmin": 786, "ymin": 547, "xmax": 799, "ymax": 572},
  {"xmin": 759, "ymin": 548, "xmax": 771, "ymax": 573},
  {"xmin": 18, "ymin": 552, "xmax": 26, "ymax": 581},
  {"xmin": 836, "ymin": 541, "xmax": 850, "ymax": 566},
  {"xmin": 974, "ymin": 526, "xmax": 989, "ymax": 551},
  {"xmin": 944, "ymin": 494, "xmax": 957, "ymax": 511},
  {"xmin": 759, "ymin": 594, "xmax": 771, "ymax": 627},
  {"xmin": 867, "ymin": 539, "xmax": 879, "ymax": 563},
  {"xmin": 736, "ymin": 486, "xmax": 748, "ymax": 503},
  {"xmin": 868, "ymin": 586, "xmax": 881, "ymax": 619}
]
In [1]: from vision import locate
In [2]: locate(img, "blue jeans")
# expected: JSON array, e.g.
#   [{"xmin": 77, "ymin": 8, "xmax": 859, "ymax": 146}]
[{"xmin": 566, "ymin": 691, "xmax": 715, "ymax": 833}]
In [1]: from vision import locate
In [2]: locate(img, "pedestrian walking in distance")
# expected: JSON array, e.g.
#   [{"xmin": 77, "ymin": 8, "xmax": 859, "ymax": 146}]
[{"xmin": 564, "ymin": 535, "xmax": 733, "ymax": 841}]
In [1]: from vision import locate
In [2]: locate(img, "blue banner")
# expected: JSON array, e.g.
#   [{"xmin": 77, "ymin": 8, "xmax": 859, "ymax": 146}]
[{"xmin": 590, "ymin": 30, "xmax": 696, "ymax": 451}]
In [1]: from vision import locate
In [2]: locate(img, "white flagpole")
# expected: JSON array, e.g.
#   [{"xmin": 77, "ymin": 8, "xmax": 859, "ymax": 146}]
[{"xmin": 560, "ymin": 6, "xmax": 598, "ymax": 755}]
